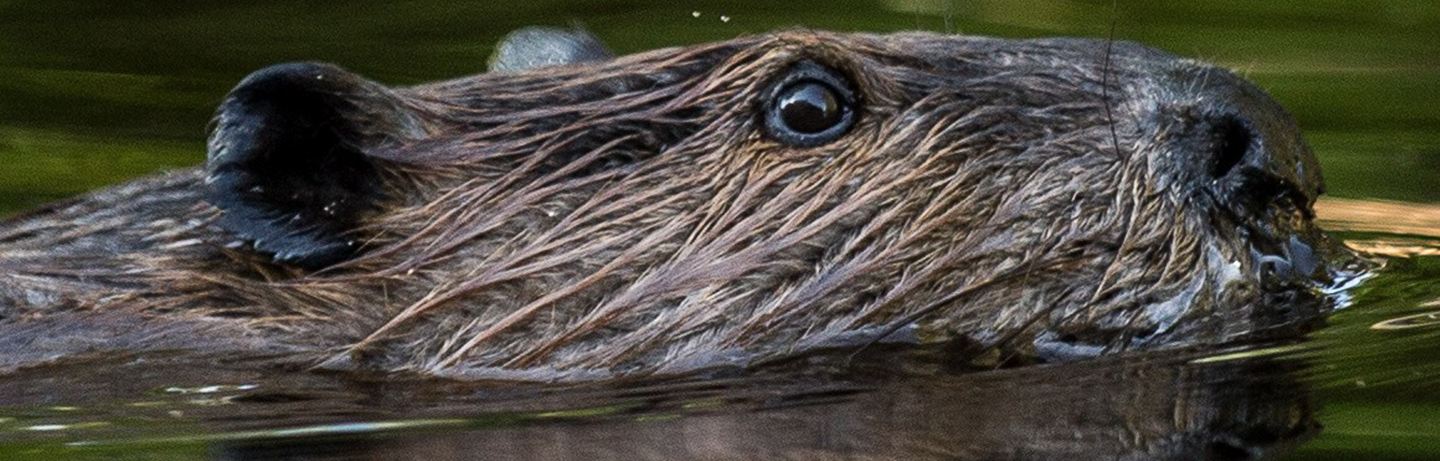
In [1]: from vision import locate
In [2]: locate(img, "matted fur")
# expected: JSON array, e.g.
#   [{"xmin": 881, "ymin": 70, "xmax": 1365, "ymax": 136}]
[{"xmin": 0, "ymin": 31, "xmax": 1339, "ymax": 380}]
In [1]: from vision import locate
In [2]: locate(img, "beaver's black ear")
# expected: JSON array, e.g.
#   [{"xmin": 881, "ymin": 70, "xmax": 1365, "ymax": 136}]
[
  {"xmin": 488, "ymin": 27, "xmax": 613, "ymax": 72},
  {"xmin": 206, "ymin": 62, "xmax": 427, "ymax": 270}
]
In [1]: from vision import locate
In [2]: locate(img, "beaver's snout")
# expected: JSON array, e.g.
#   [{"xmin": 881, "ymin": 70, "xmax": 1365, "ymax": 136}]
[
  {"xmin": 1121, "ymin": 59, "xmax": 1339, "ymax": 292},
  {"xmin": 1161, "ymin": 64, "xmax": 1323, "ymax": 223}
]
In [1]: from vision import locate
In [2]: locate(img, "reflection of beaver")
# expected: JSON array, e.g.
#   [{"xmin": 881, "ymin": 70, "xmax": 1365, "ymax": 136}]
[
  {"xmin": 0, "ymin": 28, "xmax": 1345, "ymax": 380},
  {"xmin": 208, "ymin": 352, "xmax": 1317, "ymax": 461}
]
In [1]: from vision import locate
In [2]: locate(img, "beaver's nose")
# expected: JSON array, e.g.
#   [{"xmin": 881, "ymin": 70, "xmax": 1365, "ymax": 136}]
[{"xmin": 1167, "ymin": 65, "xmax": 1324, "ymax": 217}]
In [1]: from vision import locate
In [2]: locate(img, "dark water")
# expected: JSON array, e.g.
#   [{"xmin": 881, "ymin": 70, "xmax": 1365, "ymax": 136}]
[{"xmin": 1, "ymin": 1, "xmax": 1437, "ymax": 459}]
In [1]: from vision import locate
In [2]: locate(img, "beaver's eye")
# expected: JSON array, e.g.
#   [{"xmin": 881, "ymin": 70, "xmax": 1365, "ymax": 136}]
[
  {"xmin": 763, "ymin": 61, "xmax": 857, "ymax": 147},
  {"xmin": 776, "ymin": 82, "xmax": 843, "ymax": 133}
]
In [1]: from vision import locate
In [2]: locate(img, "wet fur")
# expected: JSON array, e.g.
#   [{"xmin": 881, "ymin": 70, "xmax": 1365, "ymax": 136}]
[{"xmin": 0, "ymin": 31, "xmax": 1331, "ymax": 380}]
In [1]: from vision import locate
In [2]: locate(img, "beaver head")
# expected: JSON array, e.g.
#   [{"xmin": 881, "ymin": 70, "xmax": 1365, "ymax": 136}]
[{"xmin": 0, "ymin": 29, "xmax": 1345, "ymax": 380}]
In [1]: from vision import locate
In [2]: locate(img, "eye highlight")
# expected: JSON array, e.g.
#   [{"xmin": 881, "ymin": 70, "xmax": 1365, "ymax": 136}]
[{"xmin": 763, "ymin": 61, "xmax": 857, "ymax": 147}]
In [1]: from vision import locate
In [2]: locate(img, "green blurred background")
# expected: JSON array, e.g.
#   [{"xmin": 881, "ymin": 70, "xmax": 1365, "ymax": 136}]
[
  {"xmin": 0, "ymin": 0, "xmax": 1436, "ymax": 214},
  {"xmin": 0, "ymin": 1, "xmax": 1437, "ymax": 459}
]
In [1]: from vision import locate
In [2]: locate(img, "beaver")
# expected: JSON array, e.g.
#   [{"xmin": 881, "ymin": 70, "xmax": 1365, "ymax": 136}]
[{"xmin": 0, "ymin": 28, "xmax": 1345, "ymax": 381}]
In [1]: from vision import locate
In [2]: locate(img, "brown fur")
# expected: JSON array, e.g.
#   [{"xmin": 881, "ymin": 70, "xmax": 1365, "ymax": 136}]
[{"xmin": 0, "ymin": 31, "xmax": 1344, "ymax": 380}]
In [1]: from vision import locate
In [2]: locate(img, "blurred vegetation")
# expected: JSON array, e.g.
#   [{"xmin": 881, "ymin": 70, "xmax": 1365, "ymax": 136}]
[{"xmin": 0, "ymin": 0, "xmax": 1436, "ymax": 210}]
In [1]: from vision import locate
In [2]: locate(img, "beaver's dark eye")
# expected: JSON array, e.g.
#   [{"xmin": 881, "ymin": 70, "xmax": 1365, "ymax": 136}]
[
  {"xmin": 763, "ymin": 61, "xmax": 857, "ymax": 147},
  {"xmin": 776, "ymin": 82, "xmax": 842, "ymax": 133}
]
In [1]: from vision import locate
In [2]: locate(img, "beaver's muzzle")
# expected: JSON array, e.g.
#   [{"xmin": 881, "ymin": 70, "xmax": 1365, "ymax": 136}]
[
  {"xmin": 1138, "ymin": 58, "xmax": 1355, "ymax": 342},
  {"xmin": 1166, "ymin": 65, "xmax": 1322, "ymax": 220},
  {"xmin": 1152, "ymin": 60, "xmax": 1337, "ymax": 282}
]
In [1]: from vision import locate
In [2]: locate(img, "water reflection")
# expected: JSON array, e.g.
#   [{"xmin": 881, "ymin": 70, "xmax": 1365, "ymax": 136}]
[{"xmin": 205, "ymin": 350, "xmax": 1315, "ymax": 461}]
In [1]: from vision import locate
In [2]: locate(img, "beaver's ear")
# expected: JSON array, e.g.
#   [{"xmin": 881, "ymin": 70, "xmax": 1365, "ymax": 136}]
[
  {"xmin": 206, "ymin": 62, "xmax": 427, "ymax": 270},
  {"xmin": 488, "ymin": 27, "xmax": 613, "ymax": 72}
]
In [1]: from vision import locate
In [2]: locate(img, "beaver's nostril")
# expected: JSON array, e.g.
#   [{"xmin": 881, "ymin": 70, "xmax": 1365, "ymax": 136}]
[{"xmin": 1209, "ymin": 114, "xmax": 1254, "ymax": 180}]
